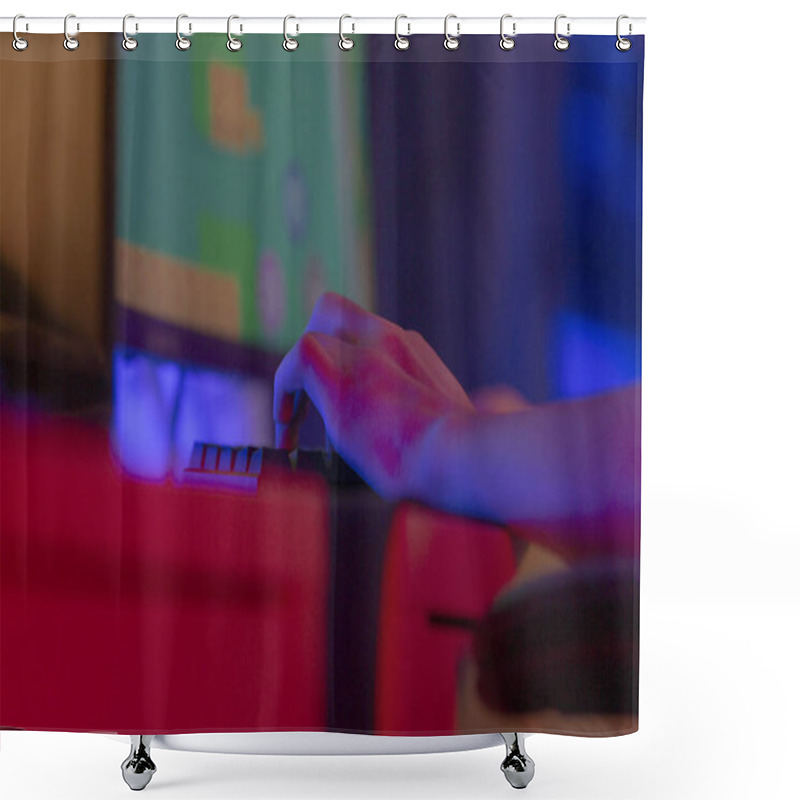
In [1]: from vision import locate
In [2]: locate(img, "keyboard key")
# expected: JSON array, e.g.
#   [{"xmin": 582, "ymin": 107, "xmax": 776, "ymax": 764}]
[
  {"xmin": 218, "ymin": 447, "xmax": 235, "ymax": 473},
  {"xmin": 186, "ymin": 442, "xmax": 365, "ymax": 489},
  {"xmin": 188, "ymin": 443, "xmax": 205, "ymax": 470},
  {"xmin": 233, "ymin": 446, "xmax": 252, "ymax": 473},
  {"xmin": 203, "ymin": 446, "xmax": 220, "ymax": 471}
]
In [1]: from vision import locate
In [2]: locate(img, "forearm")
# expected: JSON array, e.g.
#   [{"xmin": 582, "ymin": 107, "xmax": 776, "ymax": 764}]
[{"xmin": 412, "ymin": 383, "xmax": 641, "ymax": 527}]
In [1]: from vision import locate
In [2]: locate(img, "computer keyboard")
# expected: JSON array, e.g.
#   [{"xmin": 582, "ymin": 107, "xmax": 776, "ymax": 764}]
[{"xmin": 184, "ymin": 442, "xmax": 365, "ymax": 491}]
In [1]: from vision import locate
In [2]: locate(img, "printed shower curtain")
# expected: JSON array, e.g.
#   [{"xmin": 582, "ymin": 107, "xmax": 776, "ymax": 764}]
[{"xmin": 0, "ymin": 30, "xmax": 643, "ymax": 738}]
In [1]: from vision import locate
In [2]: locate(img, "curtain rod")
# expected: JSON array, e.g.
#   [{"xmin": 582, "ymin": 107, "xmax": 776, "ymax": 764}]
[{"xmin": 1, "ymin": 16, "xmax": 645, "ymax": 37}]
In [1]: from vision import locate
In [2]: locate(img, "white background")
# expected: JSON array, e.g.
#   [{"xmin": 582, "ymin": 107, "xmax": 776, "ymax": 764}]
[{"xmin": 2, "ymin": 1, "xmax": 799, "ymax": 798}]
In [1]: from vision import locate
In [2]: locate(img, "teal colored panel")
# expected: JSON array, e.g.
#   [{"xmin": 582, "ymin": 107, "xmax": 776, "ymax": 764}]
[{"xmin": 116, "ymin": 34, "xmax": 373, "ymax": 352}]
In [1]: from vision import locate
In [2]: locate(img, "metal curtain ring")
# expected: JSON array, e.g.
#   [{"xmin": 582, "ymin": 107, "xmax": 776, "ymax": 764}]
[
  {"xmin": 63, "ymin": 13, "xmax": 79, "ymax": 51},
  {"xmin": 616, "ymin": 14, "xmax": 632, "ymax": 51},
  {"xmin": 394, "ymin": 14, "xmax": 410, "ymax": 50},
  {"xmin": 339, "ymin": 14, "xmax": 354, "ymax": 50},
  {"xmin": 12, "ymin": 14, "xmax": 28, "ymax": 51},
  {"xmin": 553, "ymin": 14, "xmax": 570, "ymax": 51},
  {"xmin": 176, "ymin": 14, "xmax": 191, "ymax": 50},
  {"xmin": 121, "ymin": 14, "xmax": 138, "ymax": 51},
  {"xmin": 444, "ymin": 14, "xmax": 460, "ymax": 51},
  {"xmin": 227, "ymin": 15, "xmax": 243, "ymax": 51},
  {"xmin": 499, "ymin": 14, "xmax": 515, "ymax": 51},
  {"xmin": 283, "ymin": 15, "xmax": 299, "ymax": 51}
]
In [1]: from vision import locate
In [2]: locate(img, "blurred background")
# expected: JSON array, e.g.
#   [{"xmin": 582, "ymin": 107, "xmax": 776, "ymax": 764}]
[
  {"xmin": 3, "ymin": 2, "xmax": 799, "ymax": 799},
  {"xmin": 1, "ymin": 32, "xmax": 641, "ymax": 479}
]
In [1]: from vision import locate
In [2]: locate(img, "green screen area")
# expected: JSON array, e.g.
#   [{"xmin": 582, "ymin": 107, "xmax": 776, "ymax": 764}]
[{"xmin": 116, "ymin": 34, "xmax": 373, "ymax": 353}]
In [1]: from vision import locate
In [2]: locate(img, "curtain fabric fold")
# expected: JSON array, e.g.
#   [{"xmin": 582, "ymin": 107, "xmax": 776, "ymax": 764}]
[{"xmin": 1, "ymin": 31, "xmax": 643, "ymax": 738}]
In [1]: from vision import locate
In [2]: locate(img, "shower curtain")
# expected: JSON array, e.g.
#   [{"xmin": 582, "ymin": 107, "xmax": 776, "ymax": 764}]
[{"xmin": 0, "ymin": 29, "xmax": 643, "ymax": 738}]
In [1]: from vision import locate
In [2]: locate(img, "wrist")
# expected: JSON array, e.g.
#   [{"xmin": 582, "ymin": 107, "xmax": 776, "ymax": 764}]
[{"xmin": 408, "ymin": 409, "xmax": 477, "ymax": 513}]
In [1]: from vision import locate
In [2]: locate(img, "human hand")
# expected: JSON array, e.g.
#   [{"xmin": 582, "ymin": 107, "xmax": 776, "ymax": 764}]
[
  {"xmin": 273, "ymin": 293, "xmax": 639, "ymax": 541},
  {"xmin": 273, "ymin": 292, "xmax": 474, "ymax": 500}
]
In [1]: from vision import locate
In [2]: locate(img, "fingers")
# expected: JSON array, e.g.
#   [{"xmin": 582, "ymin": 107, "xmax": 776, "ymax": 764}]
[
  {"xmin": 307, "ymin": 291, "xmax": 396, "ymax": 345},
  {"xmin": 274, "ymin": 292, "xmax": 398, "ymax": 448},
  {"xmin": 273, "ymin": 330, "xmax": 353, "ymax": 449},
  {"xmin": 273, "ymin": 294, "xmax": 473, "ymax": 455},
  {"xmin": 404, "ymin": 329, "xmax": 473, "ymax": 411},
  {"xmin": 307, "ymin": 294, "xmax": 431, "ymax": 391},
  {"xmin": 275, "ymin": 393, "xmax": 309, "ymax": 450},
  {"xmin": 274, "ymin": 333, "xmax": 330, "ymax": 423}
]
